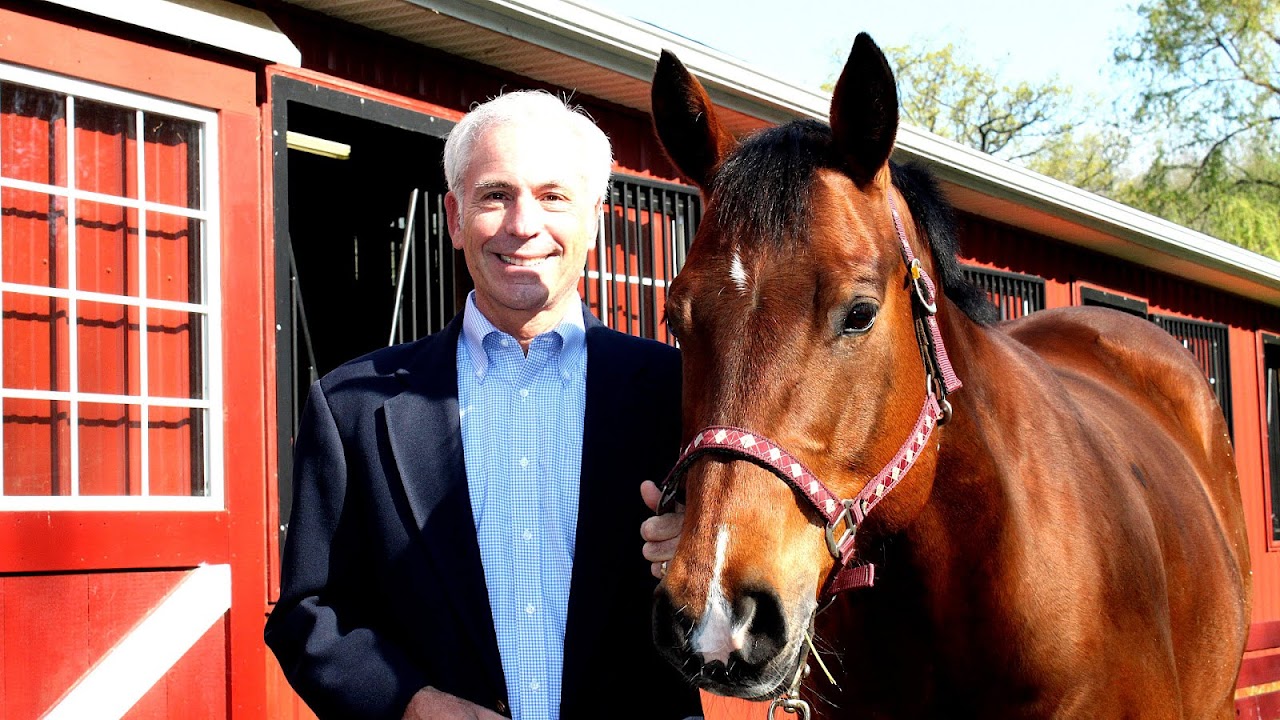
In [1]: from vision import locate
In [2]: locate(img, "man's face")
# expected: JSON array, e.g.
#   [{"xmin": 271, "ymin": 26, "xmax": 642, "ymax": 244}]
[{"xmin": 446, "ymin": 121, "xmax": 601, "ymax": 334}]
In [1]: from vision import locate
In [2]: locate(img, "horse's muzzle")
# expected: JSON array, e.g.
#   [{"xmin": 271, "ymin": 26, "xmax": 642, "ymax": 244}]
[{"xmin": 652, "ymin": 584, "xmax": 801, "ymax": 699}]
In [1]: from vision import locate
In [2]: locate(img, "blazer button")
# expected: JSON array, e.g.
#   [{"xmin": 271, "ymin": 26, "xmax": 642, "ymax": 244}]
[{"xmin": 495, "ymin": 698, "xmax": 509, "ymax": 716}]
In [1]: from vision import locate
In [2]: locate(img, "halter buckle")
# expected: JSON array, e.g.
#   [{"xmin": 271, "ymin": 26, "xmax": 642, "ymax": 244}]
[
  {"xmin": 768, "ymin": 696, "xmax": 812, "ymax": 720},
  {"xmin": 823, "ymin": 499, "xmax": 857, "ymax": 559},
  {"xmin": 908, "ymin": 259, "xmax": 938, "ymax": 315}
]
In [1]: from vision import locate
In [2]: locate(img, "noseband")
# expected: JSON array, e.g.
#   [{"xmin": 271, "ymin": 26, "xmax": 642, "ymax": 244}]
[{"xmin": 658, "ymin": 193, "xmax": 961, "ymax": 598}]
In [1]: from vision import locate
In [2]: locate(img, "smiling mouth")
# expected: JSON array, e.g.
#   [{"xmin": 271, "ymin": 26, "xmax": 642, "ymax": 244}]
[{"xmin": 499, "ymin": 254, "xmax": 554, "ymax": 267}]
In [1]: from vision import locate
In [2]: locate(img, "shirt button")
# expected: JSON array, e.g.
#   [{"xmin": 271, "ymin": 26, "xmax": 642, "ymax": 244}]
[
  {"xmin": 529, "ymin": 680, "xmax": 540, "ymax": 691},
  {"xmin": 501, "ymin": 338, "xmax": 510, "ymax": 347},
  {"xmin": 520, "ymin": 456, "xmax": 529, "ymax": 468},
  {"xmin": 523, "ymin": 529, "xmax": 533, "ymax": 541},
  {"xmin": 526, "ymin": 603, "xmax": 536, "ymax": 615},
  {"xmin": 520, "ymin": 388, "xmax": 529, "ymax": 398}
]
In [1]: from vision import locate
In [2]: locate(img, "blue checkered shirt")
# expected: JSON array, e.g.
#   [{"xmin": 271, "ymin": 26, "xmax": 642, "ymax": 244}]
[{"xmin": 457, "ymin": 292, "xmax": 587, "ymax": 720}]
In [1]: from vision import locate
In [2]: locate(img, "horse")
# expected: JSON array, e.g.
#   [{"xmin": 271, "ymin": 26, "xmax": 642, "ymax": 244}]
[{"xmin": 647, "ymin": 33, "xmax": 1251, "ymax": 719}]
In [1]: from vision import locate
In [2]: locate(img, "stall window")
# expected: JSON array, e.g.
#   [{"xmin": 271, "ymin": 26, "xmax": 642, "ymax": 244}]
[
  {"xmin": 586, "ymin": 176, "xmax": 700, "ymax": 346},
  {"xmin": 962, "ymin": 266, "xmax": 1045, "ymax": 320},
  {"xmin": 1265, "ymin": 335, "xmax": 1280, "ymax": 542},
  {"xmin": 0, "ymin": 63, "xmax": 221, "ymax": 510}
]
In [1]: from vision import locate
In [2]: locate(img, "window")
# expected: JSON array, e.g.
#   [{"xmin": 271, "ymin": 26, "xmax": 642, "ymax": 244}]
[
  {"xmin": 1151, "ymin": 315, "xmax": 1232, "ymax": 440},
  {"xmin": 585, "ymin": 176, "xmax": 700, "ymax": 345},
  {"xmin": 1266, "ymin": 335, "xmax": 1280, "ymax": 541},
  {"xmin": 0, "ymin": 63, "xmax": 221, "ymax": 510},
  {"xmin": 962, "ymin": 266, "xmax": 1045, "ymax": 320}
]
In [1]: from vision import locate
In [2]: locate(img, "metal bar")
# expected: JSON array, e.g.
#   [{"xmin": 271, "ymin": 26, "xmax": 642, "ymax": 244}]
[
  {"xmin": 388, "ymin": 188, "xmax": 420, "ymax": 346},
  {"xmin": 621, "ymin": 182, "xmax": 633, "ymax": 336}
]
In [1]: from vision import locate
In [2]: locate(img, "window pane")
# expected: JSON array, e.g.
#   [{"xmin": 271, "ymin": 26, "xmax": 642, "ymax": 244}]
[
  {"xmin": 78, "ymin": 402, "xmax": 140, "ymax": 496},
  {"xmin": 147, "ymin": 212, "xmax": 200, "ymax": 303},
  {"xmin": 3, "ymin": 189, "xmax": 68, "ymax": 288},
  {"xmin": 4, "ymin": 397, "xmax": 70, "ymax": 496},
  {"xmin": 1, "ymin": 83, "xmax": 67, "ymax": 186},
  {"xmin": 3, "ymin": 293, "xmax": 69, "ymax": 391},
  {"xmin": 148, "ymin": 308, "xmax": 201, "ymax": 399},
  {"xmin": 144, "ymin": 114, "xmax": 200, "ymax": 210},
  {"xmin": 77, "ymin": 201, "xmax": 138, "ymax": 296},
  {"xmin": 77, "ymin": 302, "xmax": 139, "ymax": 396},
  {"xmin": 149, "ymin": 405, "xmax": 202, "ymax": 496},
  {"xmin": 74, "ymin": 99, "xmax": 136, "ymax": 198}
]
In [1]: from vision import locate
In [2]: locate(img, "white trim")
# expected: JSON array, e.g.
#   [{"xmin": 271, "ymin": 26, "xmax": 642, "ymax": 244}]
[
  {"xmin": 0, "ymin": 176, "xmax": 213, "ymax": 221},
  {"xmin": 39, "ymin": 0, "xmax": 301, "ymax": 66},
  {"xmin": 0, "ymin": 64, "xmax": 224, "ymax": 509},
  {"xmin": 42, "ymin": 564, "xmax": 232, "ymax": 720},
  {"xmin": 584, "ymin": 269, "xmax": 669, "ymax": 289},
  {"xmin": 0, "ymin": 282, "xmax": 213, "ymax": 314},
  {"xmin": 0, "ymin": 389, "xmax": 212, "ymax": 410}
]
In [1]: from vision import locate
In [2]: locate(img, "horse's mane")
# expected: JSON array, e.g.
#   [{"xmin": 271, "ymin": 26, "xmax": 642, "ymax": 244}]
[{"xmin": 710, "ymin": 119, "xmax": 999, "ymax": 325}]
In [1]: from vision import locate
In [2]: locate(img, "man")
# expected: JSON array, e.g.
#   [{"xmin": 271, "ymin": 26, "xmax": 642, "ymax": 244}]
[{"xmin": 265, "ymin": 90, "xmax": 697, "ymax": 720}]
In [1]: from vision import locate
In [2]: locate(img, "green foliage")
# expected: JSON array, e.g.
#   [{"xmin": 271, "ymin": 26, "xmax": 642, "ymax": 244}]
[
  {"xmin": 879, "ymin": 43, "xmax": 1081, "ymax": 160},
  {"xmin": 1112, "ymin": 0, "xmax": 1280, "ymax": 257}
]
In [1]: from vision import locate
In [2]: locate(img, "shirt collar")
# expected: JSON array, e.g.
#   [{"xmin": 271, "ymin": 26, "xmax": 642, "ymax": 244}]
[{"xmin": 461, "ymin": 291, "xmax": 587, "ymax": 383}]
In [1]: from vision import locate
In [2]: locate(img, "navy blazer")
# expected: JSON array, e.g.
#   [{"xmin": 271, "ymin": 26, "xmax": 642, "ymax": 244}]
[{"xmin": 265, "ymin": 310, "xmax": 699, "ymax": 719}]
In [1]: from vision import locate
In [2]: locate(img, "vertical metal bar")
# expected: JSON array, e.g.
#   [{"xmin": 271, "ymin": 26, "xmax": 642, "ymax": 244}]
[
  {"xmin": 388, "ymin": 188, "xmax": 419, "ymax": 347},
  {"xmin": 621, "ymin": 181, "xmax": 634, "ymax": 336},
  {"xmin": 636, "ymin": 185, "xmax": 649, "ymax": 338},
  {"xmin": 596, "ymin": 185, "xmax": 610, "ymax": 327}
]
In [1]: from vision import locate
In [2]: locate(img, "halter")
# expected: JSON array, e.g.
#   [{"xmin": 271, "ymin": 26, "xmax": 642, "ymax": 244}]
[{"xmin": 659, "ymin": 192, "xmax": 961, "ymax": 598}]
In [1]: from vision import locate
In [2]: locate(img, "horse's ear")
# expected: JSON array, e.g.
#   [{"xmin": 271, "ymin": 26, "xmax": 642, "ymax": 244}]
[
  {"xmin": 650, "ymin": 49, "xmax": 736, "ymax": 189},
  {"xmin": 829, "ymin": 33, "xmax": 899, "ymax": 186}
]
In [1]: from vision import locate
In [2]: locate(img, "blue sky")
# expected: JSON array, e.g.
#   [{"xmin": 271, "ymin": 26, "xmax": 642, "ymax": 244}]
[{"xmin": 589, "ymin": 0, "xmax": 1140, "ymax": 100}]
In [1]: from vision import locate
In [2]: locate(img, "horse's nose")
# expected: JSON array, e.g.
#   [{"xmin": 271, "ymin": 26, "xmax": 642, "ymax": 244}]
[{"xmin": 690, "ymin": 585, "xmax": 789, "ymax": 667}]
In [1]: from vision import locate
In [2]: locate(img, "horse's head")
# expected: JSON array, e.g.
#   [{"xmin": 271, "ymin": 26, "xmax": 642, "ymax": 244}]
[{"xmin": 649, "ymin": 34, "xmax": 992, "ymax": 699}]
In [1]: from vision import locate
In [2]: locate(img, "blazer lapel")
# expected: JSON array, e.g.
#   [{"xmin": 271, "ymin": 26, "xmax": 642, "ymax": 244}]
[
  {"xmin": 382, "ymin": 315, "xmax": 506, "ymax": 698},
  {"xmin": 562, "ymin": 318, "xmax": 638, "ymax": 694}
]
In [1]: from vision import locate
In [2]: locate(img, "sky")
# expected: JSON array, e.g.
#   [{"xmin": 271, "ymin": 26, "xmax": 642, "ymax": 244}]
[{"xmin": 587, "ymin": 0, "xmax": 1140, "ymax": 101}]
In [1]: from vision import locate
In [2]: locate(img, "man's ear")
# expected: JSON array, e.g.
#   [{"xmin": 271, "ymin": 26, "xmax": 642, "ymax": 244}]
[{"xmin": 445, "ymin": 191, "xmax": 463, "ymax": 249}]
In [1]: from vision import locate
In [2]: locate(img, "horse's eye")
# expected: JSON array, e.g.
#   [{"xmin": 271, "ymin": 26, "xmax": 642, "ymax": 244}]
[{"xmin": 841, "ymin": 301, "xmax": 879, "ymax": 335}]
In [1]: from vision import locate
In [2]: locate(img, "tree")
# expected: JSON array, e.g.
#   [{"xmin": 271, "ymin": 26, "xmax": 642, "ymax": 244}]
[
  {"xmin": 1113, "ymin": 0, "xmax": 1280, "ymax": 254},
  {"xmin": 881, "ymin": 43, "xmax": 1081, "ymax": 161},
  {"xmin": 848, "ymin": 43, "xmax": 1129, "ymax": 194}
]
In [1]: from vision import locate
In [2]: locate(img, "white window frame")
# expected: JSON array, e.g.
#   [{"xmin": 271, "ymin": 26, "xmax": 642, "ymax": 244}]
[{"xmin": 0, "ymin": 61, "xmax": 223, "ymax": 511}]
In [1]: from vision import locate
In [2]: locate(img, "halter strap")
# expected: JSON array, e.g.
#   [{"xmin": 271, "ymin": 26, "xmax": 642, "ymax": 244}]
[{"xmin": 658, "ymin": 193, "xmax": 961, "ymax": 597}]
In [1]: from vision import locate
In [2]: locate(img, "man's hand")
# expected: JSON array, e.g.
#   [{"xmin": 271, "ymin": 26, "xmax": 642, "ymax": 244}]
[
  {"xmin": 640, "ymin": 480, "xmax": 685, "ymax": 579},
  {"xmin": 402, "ymin": 687, "xmax": 508, "ymax": 720}
]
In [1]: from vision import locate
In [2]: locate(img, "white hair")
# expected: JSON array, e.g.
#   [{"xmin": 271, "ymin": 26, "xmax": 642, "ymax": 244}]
[{"xmin": 443, "ymin": 90, "xmax": 614, "ymax": 201}]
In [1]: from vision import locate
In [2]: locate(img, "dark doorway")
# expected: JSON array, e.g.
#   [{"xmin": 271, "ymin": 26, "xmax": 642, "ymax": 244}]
[{"xmin": 271, "ymin": 77, "xmax": 461, "ymax": 556}]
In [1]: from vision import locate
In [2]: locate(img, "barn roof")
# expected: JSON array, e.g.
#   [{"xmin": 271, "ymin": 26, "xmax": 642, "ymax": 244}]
[{"xmin": 54, "ymin": 0, "xmax": 1280, "ymax": 306}]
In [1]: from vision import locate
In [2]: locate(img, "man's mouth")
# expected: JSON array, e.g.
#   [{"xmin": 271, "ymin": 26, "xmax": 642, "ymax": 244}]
[{"xmin": 499, "ymin": 254, "xmax": 553, "ymax": 267}]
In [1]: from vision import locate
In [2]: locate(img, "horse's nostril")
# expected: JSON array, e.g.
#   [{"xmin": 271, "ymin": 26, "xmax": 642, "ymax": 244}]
[{"xmin": 736, "ymin": 587, "xmax": 787, "ymax": 665}]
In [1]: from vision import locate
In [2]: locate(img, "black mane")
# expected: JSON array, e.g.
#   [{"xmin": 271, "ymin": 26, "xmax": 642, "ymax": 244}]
[{"xmin": 709, "ymin": 119, "xmax": 998, "ymax": 325}]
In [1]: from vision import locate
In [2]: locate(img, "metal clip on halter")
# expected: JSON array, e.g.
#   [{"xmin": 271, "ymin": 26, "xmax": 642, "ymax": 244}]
[
  {"xmin": 768, "ymin": 696, "xmax": 812, "ymax": 720},
  {"xmin": 823, "ymin": 499, "xmax": 857, "ymax": 559},
  {"xmin": 908, "ymin": 258, "xmax": 937, "ymax": 315}
]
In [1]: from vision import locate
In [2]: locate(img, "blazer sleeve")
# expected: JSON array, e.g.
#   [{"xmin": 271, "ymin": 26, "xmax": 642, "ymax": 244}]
[{"xmin": 265, "ymin": 380, "xmax": 426, "ymax": 720}]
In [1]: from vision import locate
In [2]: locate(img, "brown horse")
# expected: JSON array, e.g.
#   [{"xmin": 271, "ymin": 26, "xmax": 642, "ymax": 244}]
[{"xmin": 649, "ymin": 34, "xmax": 1251, "ymax": 719}]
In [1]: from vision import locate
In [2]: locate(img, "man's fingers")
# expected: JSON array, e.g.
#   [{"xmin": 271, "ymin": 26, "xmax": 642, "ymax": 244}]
[
  {"xmin": 641, "ymin": 511, "xmax": 683, "ymax": 542},
  {"xmin": 643, "ymin": 537, "xmax": 680, "ymax": 563},
  {"xmin": 640, "ymin": 480, "xmax": 662, "ymax": 513}
]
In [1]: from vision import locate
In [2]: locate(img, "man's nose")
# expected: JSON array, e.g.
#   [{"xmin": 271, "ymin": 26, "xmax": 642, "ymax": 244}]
[{"xmin": 504, "ymin": 194, "xmax": 542, "ymax": 238}]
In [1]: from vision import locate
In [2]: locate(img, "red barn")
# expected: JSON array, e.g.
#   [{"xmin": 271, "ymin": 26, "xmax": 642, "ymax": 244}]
[{"xmin": 0, "ymin": 1, "xmax": 1278, "ymax": 717}]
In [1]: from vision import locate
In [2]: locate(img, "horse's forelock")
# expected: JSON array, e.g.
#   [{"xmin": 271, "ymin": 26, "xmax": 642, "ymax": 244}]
[{"xmin": 706, "ymin": 120, "xmax": 997, "ymax": 326}]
